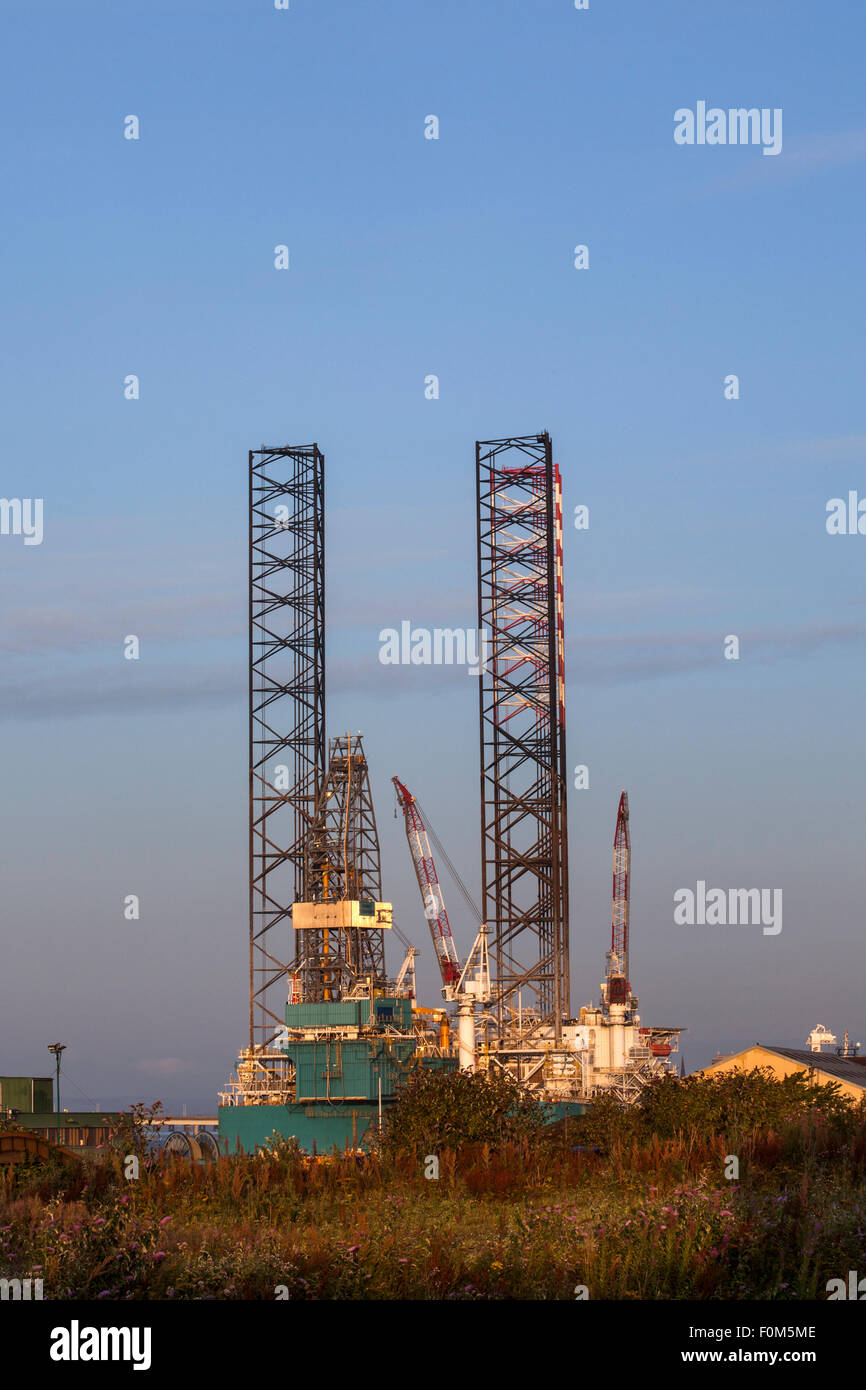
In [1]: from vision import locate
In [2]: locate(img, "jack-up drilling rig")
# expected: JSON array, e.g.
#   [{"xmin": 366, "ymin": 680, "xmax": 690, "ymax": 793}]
[{"xmin": 220, "ymin": 436, "xmax": 684, "ymax": 1152}]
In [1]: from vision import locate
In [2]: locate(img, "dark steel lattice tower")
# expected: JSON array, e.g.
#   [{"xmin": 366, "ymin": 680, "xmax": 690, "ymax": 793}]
[
  {"xmin": 249, "ymin": 445, "xmax": 326, "ymax": 1050},
  {"xmin": 476, "ymin": 433, "xmax": 570, "ymax": 1044},
  {"xmin": 300, "ymin": 733, "xmax": 386, "ymax": 1001}
]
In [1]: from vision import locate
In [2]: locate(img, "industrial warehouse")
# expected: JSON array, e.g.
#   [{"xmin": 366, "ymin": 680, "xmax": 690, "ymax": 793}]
[{"xmin": 217, "ymin": 435, "xmax": 682, "ymax": 1155}]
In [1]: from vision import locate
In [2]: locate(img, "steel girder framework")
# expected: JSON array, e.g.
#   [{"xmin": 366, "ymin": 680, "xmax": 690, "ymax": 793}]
[
  {"xmin": 249, "ymin": 445, "xmax": 326, "ymax": 1051},
  {"xmin": 476, "ymin": 433, "xmax": 570, "ymax": 1044},
  {"xmin": 301, "ymin": 733, "xmax": 386, "ymax": 1000}
]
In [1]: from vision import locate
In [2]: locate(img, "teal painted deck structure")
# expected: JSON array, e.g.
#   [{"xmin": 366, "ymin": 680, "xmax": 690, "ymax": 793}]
[
  {"xmin": 219, "ymin": 1055, "xmax": 458, "ymax": 1154},
  {"xmin": 219, "ymin": 998, "xmax": 586, "ymax": 1155},
  {"xmin": 543, "ymin": 1101, "xmax": 588, "ymax": 1122},
  {"xmin": 220, "ymin": 990, "xmax": 457, "ymax": 1153},
  {"xmin": 219, "ymin": 1082, "xmax": 584, "ymax": 1155},
  {"xmin": 219, "ymin": 1102, "xmax": 384, "ymax": 1154},
  {"xmin": 284, "ymin": 998, "xmax": 413, "ymax": 1031}
]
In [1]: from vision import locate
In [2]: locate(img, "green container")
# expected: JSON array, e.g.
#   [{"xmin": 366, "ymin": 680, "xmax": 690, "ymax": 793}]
[
  {"xmin": 285, "ymin": 1002, "xmax": 362, "ymax": 1028},
  {"xmin": 284, "ymin": 997, "xmax": 413, "ymax": 1031},
  {"xmin": 0, "ymin": 1076, "xmax": 54, "ymax": 1112}
]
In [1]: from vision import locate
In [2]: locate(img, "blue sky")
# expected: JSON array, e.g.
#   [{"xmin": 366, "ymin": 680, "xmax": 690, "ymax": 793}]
[{"xmin": 0, "ymin": 0, "xmax": 864, "ymax": 1108}]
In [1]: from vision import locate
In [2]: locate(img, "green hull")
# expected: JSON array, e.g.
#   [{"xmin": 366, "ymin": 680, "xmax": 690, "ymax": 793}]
[
  {"xmin": 542, "ymin": 1101, "xmax": 588, "ymax": 1122},
  {"xmin": 219, "ymin": 1091, "xmax": 585, "ymax": 1155},
  {"xmin": 219, "ymin": 1102, "xmax": 384, "ymax": 1155}
]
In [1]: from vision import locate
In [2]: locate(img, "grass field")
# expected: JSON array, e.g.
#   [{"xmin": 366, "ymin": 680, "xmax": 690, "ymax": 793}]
[{"xmin": 2, "ymin": 1075, "xmax": 865, "ymax": 1300}]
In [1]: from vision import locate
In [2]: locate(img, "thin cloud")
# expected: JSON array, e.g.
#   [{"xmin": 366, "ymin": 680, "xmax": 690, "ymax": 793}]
[
  {"xmin": 696, "ymin": 129, "xmax": 866, "ymax": 194},
  {"xmin": 570, "ymin": 620, "xmax": 865, "ymax": 683},
  {"xmin": 0, "ymin": 616, "xmax": 860, "ymax": 718},
  {"xmin": 0, "ymin": 662, "xmax": 243, "ymax": 719},
  {"xmin": 137, "ymin": 1059, "xmax": 191, "ymax": 1077},
  {"xmin": 0, "ymin": 594, "xmax": 243, "ymax": 655}
]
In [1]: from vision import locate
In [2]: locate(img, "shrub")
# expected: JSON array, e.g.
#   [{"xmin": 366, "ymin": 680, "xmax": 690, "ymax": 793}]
[
  {"xmin": 379, "ymin": 1067, "xmax": 546, "ymax": 1156},
  {"xmin": 569, "ymin": 1068, "xmax": 865, "ymax": 1157}
]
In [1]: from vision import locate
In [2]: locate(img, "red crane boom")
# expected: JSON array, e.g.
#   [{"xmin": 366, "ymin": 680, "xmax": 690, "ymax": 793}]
[
  {"xmin": 392, "ymin": 777, "xmax": 462, "ymax": 987},
  {"xmin": 607, "ymin": 790, "xmax": 631, "ymax": 1005}
]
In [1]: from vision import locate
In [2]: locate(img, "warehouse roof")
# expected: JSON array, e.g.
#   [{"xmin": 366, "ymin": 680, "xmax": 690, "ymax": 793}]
[{"xmin": 757, "ymin": 1046, "xmax": 866, "ymax": 1090}]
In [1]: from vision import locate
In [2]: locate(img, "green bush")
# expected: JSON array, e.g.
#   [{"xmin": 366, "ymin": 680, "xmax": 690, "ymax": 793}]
[
  {"xmin": 379, "ymin": 1067, "xmax": 546, "ymax": 1156},
  {"xmin": 641, "ymin": 1069, "xmax": 855, "ymax": 1140},
  {"xmin": 570, "ymin": 1068, "xmax": 865, "ymax": 1154}
]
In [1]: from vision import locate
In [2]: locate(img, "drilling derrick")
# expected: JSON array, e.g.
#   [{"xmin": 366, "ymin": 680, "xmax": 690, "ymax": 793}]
[
  {"xmin": 606, "ymin": 792, "xmax": 631, "ymax": 1007},
  {"xmin": 297, "ymin": 733, "xmax": 387, "ymax": 1001},
  {"xmin": 476, "ymin": 433, "xmax": 570, "ymax": 1048},
  {"xmin": 249, "ymin": 445, "xmax": 325, "ymax": 1051}
]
